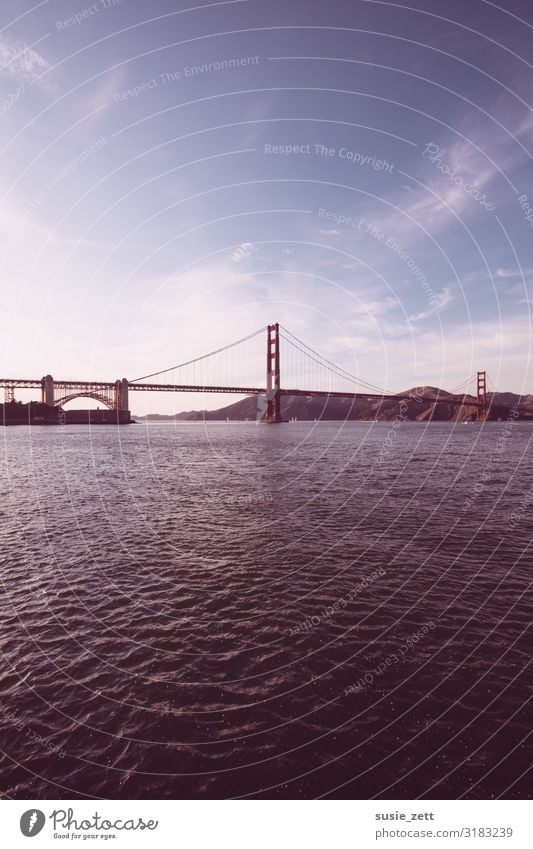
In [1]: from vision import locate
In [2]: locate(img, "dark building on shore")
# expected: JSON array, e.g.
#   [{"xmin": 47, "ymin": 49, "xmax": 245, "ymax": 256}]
[{"xmin": 1, "ymin": 401, "xmax": 131, "ymax": 426}]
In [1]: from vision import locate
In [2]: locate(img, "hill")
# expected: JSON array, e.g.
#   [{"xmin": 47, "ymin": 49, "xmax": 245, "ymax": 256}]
[{"xmin": 135, "ymin": 389, "xmax": 533, "ymax": 422}]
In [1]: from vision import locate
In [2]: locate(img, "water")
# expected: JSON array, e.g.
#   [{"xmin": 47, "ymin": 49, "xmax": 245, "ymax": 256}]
[{"xmin": 0, "ymin": 420, "xmax": 531, "ymax": 799}]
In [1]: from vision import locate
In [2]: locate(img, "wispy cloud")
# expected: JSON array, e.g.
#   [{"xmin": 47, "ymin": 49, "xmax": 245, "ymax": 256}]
[
  {"xmin": 408, "ymin": 286, "xmax": 454, "ymax": 322},
  {"xmin": 0, "ymin": 34, "xmax": 56, "ymax": 92},
  {"xmin": 351, "ymin": 103, "xmax": 532, "ymax": 250},
  {"xmin": 494, "ymin": 267, "xmax": 533, "ymax": 280},
  {"xmin": 231, "ymin": 242, "xmax": 257, "ymax": 263}
]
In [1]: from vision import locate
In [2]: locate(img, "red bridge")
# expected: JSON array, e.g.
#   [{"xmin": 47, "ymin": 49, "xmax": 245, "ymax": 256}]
[{"xmin": 1, "ymin": 323, "xmax": 494, "ymax": 423}]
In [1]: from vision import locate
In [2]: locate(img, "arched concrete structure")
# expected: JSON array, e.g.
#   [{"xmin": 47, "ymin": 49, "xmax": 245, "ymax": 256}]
[{"xmin": 53, "ymin": 392, "xmax": 116, "ymax": 410}]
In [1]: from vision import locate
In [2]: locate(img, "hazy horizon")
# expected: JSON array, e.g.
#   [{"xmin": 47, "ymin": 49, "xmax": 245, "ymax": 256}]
[{"xmin": 2, "ymin": 0, "xmax": 532, "ymax": 413}]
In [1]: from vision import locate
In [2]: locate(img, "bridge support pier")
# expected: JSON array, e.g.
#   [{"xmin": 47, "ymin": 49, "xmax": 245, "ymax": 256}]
[
  {"xmin": 477, "ymin": 370, "xmax": 487, "ymax": 421},
  {"xmin": 114, "ymin": 378, "xmax": 130, "ymax": 422},
  {"xmin": 41, "ymin": 374, "xmax": 54, "ymax": 406},
  {"xmin": 114, "ymin": 378, "xmax": 129, "ymax": 412},
  {"xmin": 265, "ymin": 323, "xmax": 281, "ymax": 423}
]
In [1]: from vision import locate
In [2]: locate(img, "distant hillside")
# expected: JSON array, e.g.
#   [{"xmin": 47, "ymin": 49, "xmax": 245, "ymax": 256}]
[{"xmin": 136, "ymin": 389, "xmax": 533, "ymax": 422}]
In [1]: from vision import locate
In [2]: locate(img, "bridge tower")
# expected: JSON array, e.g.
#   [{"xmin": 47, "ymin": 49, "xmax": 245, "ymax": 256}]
[
  {"xmin": 114, "ymin": 378, "xmax": 129, "ymax": 411},
  {"xmin": 113, "ymin": 378, "xmax": 131, "ymax": 422},
  {"xmin": 265, "ymin": 322, "xmax": 281, "ymax": 423},
  {"xmin": 41, "ymin": 375, "xmax": 54, "ymax": 406},
  {"xmin": 477, "ymin": 370, "xmax": 488, "ymax": 421}
]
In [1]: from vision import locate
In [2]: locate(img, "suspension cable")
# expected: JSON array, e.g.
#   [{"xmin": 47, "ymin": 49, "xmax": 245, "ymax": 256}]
[
  {"xmin": 280, "ymin": 332, "xmax": 387, "ymax": 394},
  {"xmin": 279, "ymin": 325, "xmax": 390, "ymax": 395},
  {"xmin": 486, "ymin": 374, "xmax": 498, "ymax": 393},
  {"xmin": 448, "ymin": 375, "xmax": 476, "ymax": 394},
  {"xmin": 130, "ymin": 326, "xmax": 266, "ymax": 383}
]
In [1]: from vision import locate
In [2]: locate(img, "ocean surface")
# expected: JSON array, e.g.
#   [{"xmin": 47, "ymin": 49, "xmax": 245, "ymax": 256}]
[{"xmin": 0, "ymin": 420, "xmax": 531, "ymax": 799}]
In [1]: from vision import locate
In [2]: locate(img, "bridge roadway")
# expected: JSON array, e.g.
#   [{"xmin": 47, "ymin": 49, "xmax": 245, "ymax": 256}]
[{"xmin": 0, "ymin": 377, "xmax": 479, "ymax": 408}]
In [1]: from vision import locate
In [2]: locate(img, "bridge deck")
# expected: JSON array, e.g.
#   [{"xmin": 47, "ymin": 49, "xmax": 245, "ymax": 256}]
[{"xmin": 0, "ymin": 378, "xmax": 481, "ymax": 407}]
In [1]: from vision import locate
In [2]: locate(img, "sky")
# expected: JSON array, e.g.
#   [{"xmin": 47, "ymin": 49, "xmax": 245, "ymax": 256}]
[{"xmin": 1, "ymin": 0, "xmax": 532, "ymax": 413}]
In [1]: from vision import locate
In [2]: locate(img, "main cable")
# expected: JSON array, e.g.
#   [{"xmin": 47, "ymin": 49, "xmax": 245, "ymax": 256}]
[
  {"xmin": 279, "ymin": 325, "xmax": 390, "ymax": 395},
  {"xmin": 130, "ymin": 326, "xmax": 266, "ymax": 383}
]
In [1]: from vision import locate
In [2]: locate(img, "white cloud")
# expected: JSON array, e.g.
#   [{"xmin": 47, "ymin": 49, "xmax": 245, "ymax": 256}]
[
  {"xmin": 495, "ymin": 267, "xmax": 518, "ymax": 279},
  {"xmin": 231, "ymin": 242, "xmax": 257, "ymax": 263},
  {"xmin": 0, "ymin": 34, "xmax": 56, "ymax": 92},
  {"xmin": 495, "ymin": 267, "xmax": 533, "ymax": 280},
  {"xmin": 353, "ymin": 105, "xmax": 532, "ymax": 250},
  {"xmin": 408, "ymin": 286, "xmax": 454, "ymax": 322}
]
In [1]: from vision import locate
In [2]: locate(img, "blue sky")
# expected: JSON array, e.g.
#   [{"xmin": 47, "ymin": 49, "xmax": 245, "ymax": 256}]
[{"xmin": 1, "ymin": 0, "xmax": 532, "ymax": 412}]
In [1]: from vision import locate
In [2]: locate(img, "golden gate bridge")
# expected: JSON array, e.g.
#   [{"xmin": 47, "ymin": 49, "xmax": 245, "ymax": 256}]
[{"xmin": 1, "ymin": 323, "xmax": 494, "ymax": 423}]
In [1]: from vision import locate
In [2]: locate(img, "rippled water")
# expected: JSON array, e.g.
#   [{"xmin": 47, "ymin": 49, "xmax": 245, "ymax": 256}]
[{"xmin": 1, "ymin": 420, "xmax": 531, "ymax": 799}]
